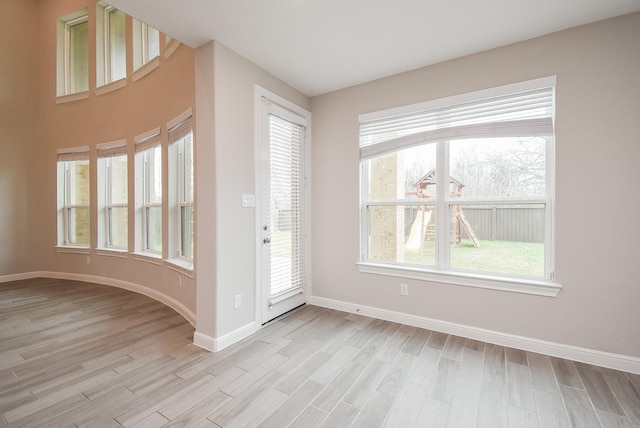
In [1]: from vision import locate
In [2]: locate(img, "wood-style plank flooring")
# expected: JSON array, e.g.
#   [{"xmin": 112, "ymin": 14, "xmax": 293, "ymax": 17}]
[{"xmin": 1, "ymin": 278, "xmax": 639, "ymax": 427}]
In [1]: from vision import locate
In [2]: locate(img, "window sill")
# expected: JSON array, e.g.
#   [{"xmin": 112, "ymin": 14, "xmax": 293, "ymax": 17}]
[
  {"xmin": 166, "ymin": 258, "xmax": 194, "ymax": 277},
  {"xmin": 95, "ymin": 78, "xmax": 127, "ymax": 96},
  {"xmin": 132, "ymin": 252, "xmax": 163, "ymax": 265},
  {"xmin": 356, "ymin": 262, "xmax": 562, "ymax": 297},
  {"xmin": 163, "ymin": 39, "xmax": 181, "ymax": 59},
  {"xmin": 55, "ymin": 245, "xmax": 90, "ymax": 255},
  {"xmin": 55, "ymin": 91, "xmax": 90, "ymax": 104},
  {"xmin": 96, "ymin": 248, "xmax": 129, "ymax": 258},
  {"xmin": 132, "ymin": 56, "xmax": 160, "ymax": 82}
]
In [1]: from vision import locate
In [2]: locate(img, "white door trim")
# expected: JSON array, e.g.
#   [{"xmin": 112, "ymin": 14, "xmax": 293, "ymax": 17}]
[{"xmin": 253, "ymin": 85, "xmax": 312, "ymax": 326}]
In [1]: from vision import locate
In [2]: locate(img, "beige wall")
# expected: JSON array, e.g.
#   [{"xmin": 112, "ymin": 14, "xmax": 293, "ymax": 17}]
[
  {"xmin": 310, "ymin": 13, "xmax": 640, "ymax": 358},
  {"xmin": 0, "ymin": 0, "xmax": 40, "ymax": 275},
  {"xmin": 195, "ymin": 41, "xmax": 309, "ymax": 339},
  {"xmin": 1, "ymin": 0, "xmax": 198, "ymax": 315}
]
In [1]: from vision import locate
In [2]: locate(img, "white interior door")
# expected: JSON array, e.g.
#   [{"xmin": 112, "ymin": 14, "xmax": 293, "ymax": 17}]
[{"xmin": 259, "ymin": 97, "xmax": 308, "ymax": 324}]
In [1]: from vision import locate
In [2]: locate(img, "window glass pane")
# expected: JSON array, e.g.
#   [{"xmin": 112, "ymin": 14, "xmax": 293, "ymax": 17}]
[
  {"xmin": 146, "ymin": 206, "xmax": 162, "ymax": 252},
  {"xmin": 108, "ymin": 206, "xmax": 128, "ymax": 247},
  {"xmin": 449, "ymin": 203, "xmax": 545, "ymax": 278},
  {"xmin": 69, "ymin": 20, "xmax": 88, "ymax": 93},
  {"xmin": 449, "ymin": 137, "xmax": 546, "ymax": 199},
  {"xmin": 183, "ymin": 134, "xmax": 194, "ymax": 203},
  {"xmin": 68, "ymin": 207, "xmax": 90, "ymax": 245},
  {"xmin": 147, "ymin": 146, "xmax": 162, "ymax": 204},
  {"xmin": 147, "ymin": 26, "xmax": 160, "ymax": 60},
  {"xmin": 367, "ymin": 205, "xmax": 436, "ymax": 267},
  {"xmin": 181, "ymin": 206, "xmax": 194, "ymax": 258},
  {"xmin": 109, "ymin": 155, "xmax": 128, "ymax": 204},
  {"xmin": 67, "ymin": 160, "xmax": 90, "ymax": 205},
  {"xmin": 108, "ymin": 9, "xmax": 126, "ymax": 81},
  {"xmin": 365, "ymin": 144, "xmax": 436, "ymax": 201}
]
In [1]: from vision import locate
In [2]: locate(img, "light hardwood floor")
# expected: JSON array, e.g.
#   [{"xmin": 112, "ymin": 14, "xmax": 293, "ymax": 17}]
[{"xmin": 1, "ymin": 278, "xmax": 639, "ymax": 427}]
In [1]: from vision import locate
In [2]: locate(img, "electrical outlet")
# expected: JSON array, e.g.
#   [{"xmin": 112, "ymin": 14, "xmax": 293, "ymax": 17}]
[
  {"xmin": 178, "ymin": 276, "xmax": 183, "ymax": 288},
  {"xmin": 86, "ymin": 256, "xmax": 91, "ymax": 265},
  {"xmin": 400, "ymin": 283, "xmax": 409, "ymax": 296},
  {"xmin": 234, "ymin": 294, "xmax": 241, "ymax": 309}
]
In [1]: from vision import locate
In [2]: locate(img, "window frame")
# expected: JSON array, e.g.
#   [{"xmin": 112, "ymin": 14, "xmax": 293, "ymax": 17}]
[
  {"xmin": 357, "ymin": 77, "xmax": 561, "ymax": 297},
  {"xmin": 168, "ymin": 111, "xmax": 194, "ymax": 265},
  {"xmin": 134, "ymin": 130, "xmax": 163, "ymax": 257},
  {"xmin": 57, "ymin": 10, "xmax": 89, "ymax": 97},
  {"xmin": 132, "ymin": 18, "xmax": 160, "ymax": 72},
  {"xmin": 97, "ymin": 141, "xmax": 128, "ymax": 251},
  {"xmin": 96, "ymin": 2, "xmax": 126, "ymax": 87},
  {"xmin": 56, "ymin": 147, "xmax": 91, "ymax": 249}
]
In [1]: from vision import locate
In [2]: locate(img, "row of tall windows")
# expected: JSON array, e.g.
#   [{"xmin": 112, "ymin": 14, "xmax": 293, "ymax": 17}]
[
  {"xmin": 57, "ymin": 3, "xmax": 166, "ymax": 96},
  {"xmin": 56, "ymin": 114, "xmax": 194, "ymax": 264}
]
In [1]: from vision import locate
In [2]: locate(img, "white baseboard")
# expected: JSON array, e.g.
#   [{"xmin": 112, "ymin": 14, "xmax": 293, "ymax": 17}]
[
  {"xmin": 309, "ymin": 296, "xmax": 640, "ymax": 375},
  {"xmin": 0, "ymin": 272, "xmax": 39, "ymax": 283},
  {"xmin": 193, "ymin": 331, "xmax": 216, "ymax": 352},
  {"xmin": 1, "ymin": 271, "xmax": 196, "ymax": 327},
  {"xmin": 194, "ymin": 322, "xmax": 257, "ymax": 352}
]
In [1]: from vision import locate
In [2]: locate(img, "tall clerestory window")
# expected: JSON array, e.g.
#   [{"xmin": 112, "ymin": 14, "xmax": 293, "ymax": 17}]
[
  {"xmin": 132, "ymin": 18, "xmax": 160, "ymax": 71},
  {"xmin": 97, "ymin": 2, "xmax": 126, "ymax": 86},
  {"xmin": 57, "ymin": 10, "xmax": 89, "ymax": 96}
]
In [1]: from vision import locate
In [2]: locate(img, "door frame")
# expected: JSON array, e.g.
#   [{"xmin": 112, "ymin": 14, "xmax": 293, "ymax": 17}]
[{"xmin": 253, "ymin": 85, "xmax": 312, "ymax": 326}]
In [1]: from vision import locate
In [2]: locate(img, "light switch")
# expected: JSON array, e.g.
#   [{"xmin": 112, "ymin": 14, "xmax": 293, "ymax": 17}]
[{"xmin": 241, "ymin": 194, "xmax": 255, "ymax": 207}]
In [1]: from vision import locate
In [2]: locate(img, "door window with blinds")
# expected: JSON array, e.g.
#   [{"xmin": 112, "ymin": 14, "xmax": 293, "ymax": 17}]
[
  {"xmin": 359, "ymin": 77, "xmax": 556, "ymax": 283},
  {"xmin": 259, "ymin": 95, "xmax": 309, "ymax": 324},
  {"xmin": 57, "ymin": 147, "xmax": 90, "ymax": 247}
]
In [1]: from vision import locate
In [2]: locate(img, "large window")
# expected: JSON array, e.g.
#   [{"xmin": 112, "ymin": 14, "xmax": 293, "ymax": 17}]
[
  {"xmin": 57, "ymin": 148, "xmax": 90, "ymax": 247},
  {"xmin": 359, "ymin": 78, "xmax": 556, "ymax": 287},
  {"xmin": 97, "ymin": 142, "xmax": 128, "ymax": 250},
  {"xmin": 135, "ymin": 131, "xmax": 162, "ymax": 255},
  {"xmin": 168, "ymin": 114, "xmax": 194, "ymax": 261},
  {"xmin": 57, "ymin": 10, "xmax": 89, "ymax": 96},
  {"xmin": 132, "ymin": 19, "xmax": 160, "ymax": 71},
  {"xmin": 96, "ymin": 2, "xmax": 126, "ymax": 86}
]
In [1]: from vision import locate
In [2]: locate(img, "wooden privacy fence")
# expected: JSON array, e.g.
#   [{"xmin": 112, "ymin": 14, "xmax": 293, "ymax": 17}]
[{"xmin": 404, "ymin": 206, "xmax": 545, "ymax": 243}]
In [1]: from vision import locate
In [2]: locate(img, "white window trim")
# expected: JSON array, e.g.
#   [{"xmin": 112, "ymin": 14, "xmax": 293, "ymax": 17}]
[
  {"xmin": 96, "ymin": 2, "xmax": 126, "ymax": 87},
  {"xmin": 56, "ymin": 10, "xmax": 88, "ymax": 97},
  {"xmin": 358, "ymin": 77, "xmax": 561, "ymax": 297},
  {"xmin": 131, "ymin": 56, "xmax": 160, "ymax": 82},
  {"xmin": 163, "ymin": 38, "xmax": 181, "ymax": 59},
  {"xmin": 134, "ymin": 131, "xmax": 163, "ymax": 257},
  {"xmin": 95, "ymin": 78, "xmax": 127, "ymax": 96},
  {"xmin": 97, "ymin": 140, "xmax": 128, "ymax": 251},
  {"xmin": 166, "ymin": 258, "xmax": 194, "ymax": 276},
  {"xmin": 57, "ymin": 146, "xmax": 90, "ymax": 249},
  {"xmin": 168, "ymin": 110, "xmax": 194, "ymax": 263},
  {"xmin": 132, "ymin": 19, "xmax": 160, "ymax": 73}
]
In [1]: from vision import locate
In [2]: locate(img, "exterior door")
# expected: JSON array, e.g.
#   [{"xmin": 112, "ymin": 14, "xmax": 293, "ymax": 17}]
[{"xmin": 259, "ymin": 96, "xmax": 308, "ymax": 324}]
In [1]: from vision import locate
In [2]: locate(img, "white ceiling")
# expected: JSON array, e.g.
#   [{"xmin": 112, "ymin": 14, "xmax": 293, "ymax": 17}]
[{"xmin": 107, "ymin": 0, "xmax": 640, "ymax": 97}]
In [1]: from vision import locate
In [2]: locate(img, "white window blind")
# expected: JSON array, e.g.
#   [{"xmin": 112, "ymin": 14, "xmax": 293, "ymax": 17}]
[
  {"xmin": 268, "ymin": 113, "xmax": 306, "ymax": 297},
  {"xmin": 97, "ymin": 140, "xmax": 127, "ymax": 158},
  {"xmin": 134, "ymin": 130, "xmax": 161, "ymax": 152},
  {"xmin": 360, "ymin": 83, "xmax": 554, "ymax": 160},
  {"xmin": 57, "ymin": 146, "xmax": 89, "ymax": 162},
  {"xmin": 168, "ymin": 115, "xmax": 192, "ymax": 143}
]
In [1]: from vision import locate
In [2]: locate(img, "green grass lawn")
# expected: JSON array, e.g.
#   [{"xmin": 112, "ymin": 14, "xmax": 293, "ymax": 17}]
[{"xmin": 405, "ymin": 238, "xmax": 545, "ymax": 278}]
